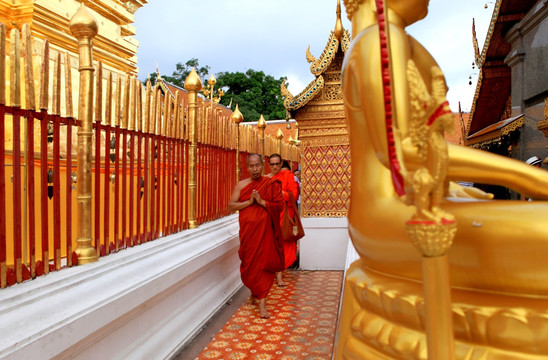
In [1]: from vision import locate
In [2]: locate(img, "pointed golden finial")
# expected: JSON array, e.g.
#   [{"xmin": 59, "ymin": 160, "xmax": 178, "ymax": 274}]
[
  {"xmin": 257, "ymin": 114, "xmax": 266, "ymax": 130},
  {"xmin": 276, "ymin": 128, "xmax": 284, "ymax": 140},
  {"xmin": 208, "ymin": 74, "xmax": 216, "ymax": 86},
  {"xmin": 69, "ymin": 4, "xmax": 98, "ymax": 39},
  {"xmin": 184, "ymin": 68, "xmax": 202, "ymax": 92},
  {"xmin": 231, "ymin": 103, "xmax": 244, "ymax": 124},
  {"xmin": 334, "ymin": 0, "xmax": 344, "ymax": 40}
]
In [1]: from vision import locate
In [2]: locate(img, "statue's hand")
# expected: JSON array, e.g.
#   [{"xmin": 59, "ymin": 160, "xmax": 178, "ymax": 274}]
[{"xmin": 448, "ymin": 181, "xmax": 494, "ymax": 200}]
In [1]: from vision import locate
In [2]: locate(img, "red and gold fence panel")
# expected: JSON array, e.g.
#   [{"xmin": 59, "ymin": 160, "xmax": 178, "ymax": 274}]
[{"xmin": 0, "ymin": 12, "xmax": 300, "ymax": 289}]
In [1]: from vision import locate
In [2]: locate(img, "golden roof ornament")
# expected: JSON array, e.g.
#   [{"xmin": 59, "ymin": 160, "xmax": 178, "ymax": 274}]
[
  {"xmin": 231, "ymin": 104, "xmax": 243, "ymax": 124},
  {"xmin": 334, "ymin": 0, "xmax": 344, "ymax": 40},
  {"xmin": 257, "ymin": 114, "xmax": 266, "ymax": 130},
  {"xmin": 208, "ymin": 74, "xmax": 217, "ymax": 86},
  {"xmin": 69, "ymin": 4, "xmax": 98, "ymax": 39},
  {"xmin": 276, "ymin": 128, "xmax": 284, "ymax": 140},
  {"xmin": 184, "ymin": 68, "xmax": 202, "ymax": 92}
]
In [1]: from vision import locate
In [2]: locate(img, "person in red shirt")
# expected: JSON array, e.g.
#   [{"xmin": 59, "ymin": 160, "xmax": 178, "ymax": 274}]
[
  {"xmin": 267, "ymin": 153, "xmax": 299, "ymax": 286},
  {"xmin": 228, "ymin": 154, "xmax": 284, "ymax": 318}
]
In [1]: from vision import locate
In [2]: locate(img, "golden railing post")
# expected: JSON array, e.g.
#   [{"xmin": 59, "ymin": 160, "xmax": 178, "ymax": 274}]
[
  {"xmin": 231, "ymin": 104, "xmax": 244, "ymax": 182},
  {"xmin": 184, "ymin": 69, "xmax": 202, "ymax": 229},
  {"xmin": 276, "ymin": 128, "xmax": 283, "ymax": 156},
  {"xmin": 70, "ymin": 5, "xmax": 99, "ymax": 264},
  {"xmin": 257, "ymin": 114, "xmax": 266, "ymax": 159}
]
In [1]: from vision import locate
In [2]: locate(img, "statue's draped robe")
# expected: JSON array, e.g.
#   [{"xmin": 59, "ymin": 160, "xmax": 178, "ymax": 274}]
[
  {"xmin": 272, "ymin": 170, "xmax": 299, "ymax": 268},
  {"xmin": 238, "ymin": 176, "xmax": 284, "ymax": 299}
]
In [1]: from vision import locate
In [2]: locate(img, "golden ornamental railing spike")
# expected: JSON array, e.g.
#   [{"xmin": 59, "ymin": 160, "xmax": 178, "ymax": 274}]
[
  {"xmin": 95, "ymin": 62, "xmax": 103, "ymax": 122},
  {"xmin": 136, "ymin": 80, "xmax": 143, "ymax": 132},
  {"xmin": 128, "ymin": 76, "xmax": 135, "ymax": 131},
  {"xmin": 114, "ymin": 75, "xmax": 122, "ymax": 127},
  {"xmin": 173, "ymin": 90, "xmax": 181, "ymax": 139},
  {"xmin": 10, "ymin": 28, "xmax": 21, "ymax": 108},
  {"xmin": 22, "ymin": 24, "xmax": 35, "ymax": 111},
  {"xmin": 39, "ymin": 40, "xmax": 49, "ymax": 110},
  {"xmin": 121, "ymin": 74, "xmax": 130, "ymax": 129},
  {"xmin": 0, "ymin": 23, "xmax": 5, "ymax": 106},
  {"xmin": 104, "ymin": 72, "xmax": 112, "ymax": 126},
  {"xmin": 52, "ymin": 52, "xmax": 61, "ymax": 115},
  {"xmin": 70, "ymin": 3, "xmax": 99, "ymax": 264},
  {"xmin": 64, "ymin": 53, "xmax": 73, "ymax": 118},
  {"xmin": 144, "ymin": 79, "xmax": 151, "ymax": 133},
  {"xmin": 154, "ymin": 85, "xmax": 161, "ymax": 135}
]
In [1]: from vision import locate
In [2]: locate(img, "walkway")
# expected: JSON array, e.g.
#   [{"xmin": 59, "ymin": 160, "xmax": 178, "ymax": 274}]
[{"xmin": 178, "ymin": 270, "xmax": 343, "ymax": 360}]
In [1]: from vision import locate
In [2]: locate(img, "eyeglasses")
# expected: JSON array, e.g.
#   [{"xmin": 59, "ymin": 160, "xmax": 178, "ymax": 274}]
[{"xmin": 269, "ymin": 162, "xmax": 281, "ymax": 166}]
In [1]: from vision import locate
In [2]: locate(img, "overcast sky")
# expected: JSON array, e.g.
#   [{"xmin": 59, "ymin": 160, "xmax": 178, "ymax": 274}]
[{"xmin": 133, "ymin": 0, "xmax": 494, "ymax": 115}]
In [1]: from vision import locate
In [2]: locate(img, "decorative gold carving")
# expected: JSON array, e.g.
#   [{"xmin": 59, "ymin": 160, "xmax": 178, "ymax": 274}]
[
  {"xmin": 283, "ymin": 75, "xmax": 324, "ymax": 111},
  {"xmin": 122, "ymin": 1, "xmax": 139, "ymax": 15},
  {"xmin": 341, "ymin": 29, "xmax": 351, "ymax": 52},
  {"xmin": 324, "ymin": 83, "xmax": 343, "ymax": 101},
  {"xmin": 324, "ymin": 72, "xmax": 342, "ymax": 83},
  {"xmin": 306, "ymin": 45, "xmax": 316, "ymax": 64},
  {"xmin": 501, "ymin": 115, "xmax": 524, "ymax": 136},
  {"xmin": 309, "ymin": 32, "xmax": 339, "ymax": 76},
  {"xmin": 299, "ymin": 135, "xmax": 349, "ymax": 147},
  {"xmin": 342, "ymin": 262, "xmax": 548, "ymax": 359},
  {"xmin": 301, "ymin": 145, "xmax": 350, "ymax": 217}
]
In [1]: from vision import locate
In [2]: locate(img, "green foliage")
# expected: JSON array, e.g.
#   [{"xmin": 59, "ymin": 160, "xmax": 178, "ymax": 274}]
[
  {"xmin": 163, "ymin": 58, "xmax": 211, "ymax": 88},
  {"xmin": 145, "ymin": 58, "xmax": 288, "ymax": 122},
  {"xmin": 216, "ymin": 69, "xmax": 287, "ymax": 122}
]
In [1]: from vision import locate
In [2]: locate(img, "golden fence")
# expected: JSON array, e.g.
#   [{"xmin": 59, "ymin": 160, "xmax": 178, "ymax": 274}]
[{"xmin": 0, "ymin": 8, "xmax": 299, "ymax": 288}]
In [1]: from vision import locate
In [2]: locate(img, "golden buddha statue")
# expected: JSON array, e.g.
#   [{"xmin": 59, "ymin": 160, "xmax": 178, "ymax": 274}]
[{"xmin": 335, "ymin": 0, "xmax": 548, "ymax": 358}]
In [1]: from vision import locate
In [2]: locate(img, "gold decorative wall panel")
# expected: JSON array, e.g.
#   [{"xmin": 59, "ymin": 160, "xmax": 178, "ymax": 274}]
[
  {"xmin": 295, "ymin": 51, "xmax": 350, "ymax": 218},
  {"xmin": 301, "ymin": 145, "xmax": 350, "ymax": 217}
]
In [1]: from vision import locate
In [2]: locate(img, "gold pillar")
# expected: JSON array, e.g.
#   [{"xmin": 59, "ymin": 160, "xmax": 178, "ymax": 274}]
[
  {"xmin": 70, "ymin": 5, "xmax": 98, "ymax": 264},
  {"xmin": 257, "ymin": 114, "xmax": 266, "ymax": 158},
  {"xmin": 231, "ymin": 104, "xmax": 244, "ymax": 182},
  {"xmin": 276, "ymin": 128, "xmax": 283, "ymax": 156},
  {"xmin": 184, "ymin": 69, "xmax": 202, "ymax": 229},
  {"xmin": 406, "ymin": 221, "xmax": 457, "ymax": 360}
]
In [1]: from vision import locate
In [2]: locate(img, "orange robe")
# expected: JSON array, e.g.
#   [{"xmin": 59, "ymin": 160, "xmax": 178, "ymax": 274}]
[
  {"xmin": 272, "ymin": 170, "xmax": 299, "ymax": 268},
  {"xmin": 238, "ymin": 176, "xmax": 284, "ymax": 299}
]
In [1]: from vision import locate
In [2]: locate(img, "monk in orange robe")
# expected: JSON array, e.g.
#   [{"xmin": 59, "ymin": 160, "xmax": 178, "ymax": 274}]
[
  {"xmin": 267, "ymin": 154, "xmax": 299, "ymax": 287},
  {"xmin": 228, "ymin": 154, "xmax": 284, "ymax": 318}
]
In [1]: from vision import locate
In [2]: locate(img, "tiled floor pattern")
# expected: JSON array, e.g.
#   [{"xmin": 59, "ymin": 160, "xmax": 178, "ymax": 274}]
[{"xmin": 196, "ymin": 270, "xmax": 343, "ymax": 360}]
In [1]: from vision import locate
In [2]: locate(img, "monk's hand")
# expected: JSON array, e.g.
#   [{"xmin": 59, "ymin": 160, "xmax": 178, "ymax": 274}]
[{"xmin": 252, "ymin": 190, "xmax": 266, "ymax": 207}]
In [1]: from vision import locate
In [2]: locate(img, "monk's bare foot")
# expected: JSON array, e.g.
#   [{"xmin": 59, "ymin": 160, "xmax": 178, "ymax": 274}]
[
  {"xmin": 258, "ymin": 298, "xmax": 270, "ymax": 318},
  {"xmin": 276, "ymin": 272, "xmax": 287, "ymax": 287}
]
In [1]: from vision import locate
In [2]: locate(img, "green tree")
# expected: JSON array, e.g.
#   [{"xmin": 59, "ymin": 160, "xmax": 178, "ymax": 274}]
[
  {"xmin": 216, "ymin": 69, "xmax": 287, "ymax": 122},
  {"xmin": 164, "ymin": 58, "xmax": 210, "ymax": 87},
  {"xmin": 144, "ymin": 58, "xmax": 210, "ymax": 87}
]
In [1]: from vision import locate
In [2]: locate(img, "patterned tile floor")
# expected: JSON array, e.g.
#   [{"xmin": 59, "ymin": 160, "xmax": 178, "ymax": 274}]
[{"xmin": 196, "ymin": 270, "xmax": 343, "ymax": 360}]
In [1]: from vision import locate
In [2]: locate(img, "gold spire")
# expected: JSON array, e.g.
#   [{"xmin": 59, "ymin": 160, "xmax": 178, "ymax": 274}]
[
  {"xmin": 276, "ymin": 128, "xmax": 284, "ymax": 140},
  {"xmin": 184, "ymin": 68, "xmax": 202, "ymax": 92},
  {"xmin": 334, "ymin": 0, "xmax": 344, "ymax": 40},
  {"xmin": 257, "ymin": 114, "xmax": 266, "ymax": 130},
  {"xmin": 208, "ymin": 74, "xmax": 217, "ymax": 86},
  {"xmin": 231, "ymin": 104, "xmax": 244, "ymax": 124},
  {"xmin": 69, "ymin": 4, "xmax": 98, "ymax": 39}
]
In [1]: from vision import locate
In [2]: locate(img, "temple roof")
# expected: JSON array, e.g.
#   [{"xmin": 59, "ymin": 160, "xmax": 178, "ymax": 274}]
[
  {"xmin": 281, "ymin": 0, "xmax": 350, "ymax": 113},
  {"xmin": 467, "ymin": 0, "xmax": 537, "ymax": 139},
  {"xmin": 467, "ymin": 114, "xmax": 524, "ymax": 147}
]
